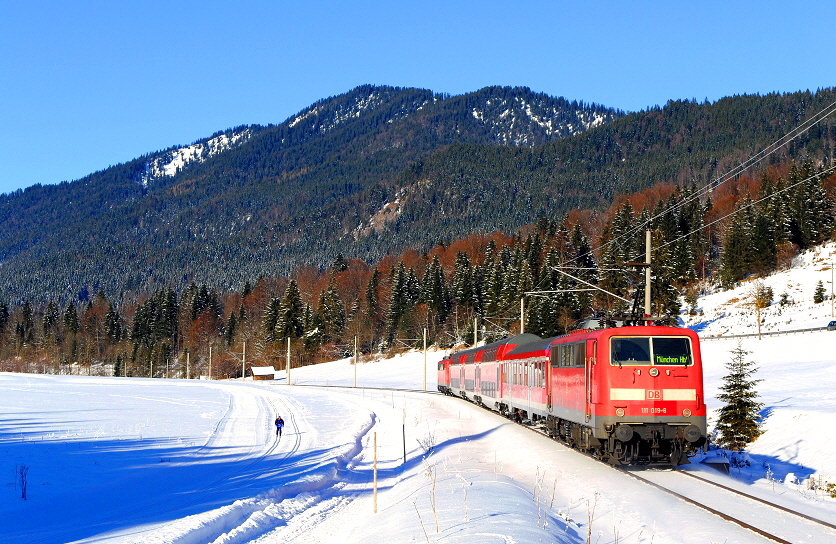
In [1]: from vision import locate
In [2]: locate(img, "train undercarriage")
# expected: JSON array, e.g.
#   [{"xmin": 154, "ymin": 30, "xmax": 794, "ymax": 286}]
[{"xmin": 542, "ymin": 416, "xmax": 704, "ymax": 466}]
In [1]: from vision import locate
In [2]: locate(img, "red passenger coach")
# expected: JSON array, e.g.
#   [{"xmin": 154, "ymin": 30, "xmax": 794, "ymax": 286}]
[{"xmin": 438, "ymin": 325, "xmax": 706, "ymax": 465}]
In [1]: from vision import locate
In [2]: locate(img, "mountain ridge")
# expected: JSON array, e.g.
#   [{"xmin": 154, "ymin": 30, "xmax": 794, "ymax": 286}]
[{"xmin": 1, "ymin": 85, "xmax": 833, "ymax": 305}]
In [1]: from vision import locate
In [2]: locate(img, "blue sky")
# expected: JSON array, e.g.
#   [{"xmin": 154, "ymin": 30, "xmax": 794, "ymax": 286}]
[{"xmin": 1, "ymin": 1, "xmax": 833, "ymax": 195}]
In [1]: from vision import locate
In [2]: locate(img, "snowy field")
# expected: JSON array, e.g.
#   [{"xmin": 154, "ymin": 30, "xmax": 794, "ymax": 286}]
[{"xmin": 3, "ymin": 243, "xmax": 836, "ymax": 543}]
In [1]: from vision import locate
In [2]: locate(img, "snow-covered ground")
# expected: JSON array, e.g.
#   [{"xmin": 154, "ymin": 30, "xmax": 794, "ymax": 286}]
[
  {"xmin": 3, "ymin": 243, "xmax": 836, "ymax": 543},
  {"xmin": 685, "ymin": 241, "xmax": 836, "ymax": 337}
]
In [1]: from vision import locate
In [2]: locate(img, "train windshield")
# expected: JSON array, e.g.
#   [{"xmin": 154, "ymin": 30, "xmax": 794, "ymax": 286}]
[{"xmin": 611, "ymin": 337, "xmax": 692, "ymax": 366}]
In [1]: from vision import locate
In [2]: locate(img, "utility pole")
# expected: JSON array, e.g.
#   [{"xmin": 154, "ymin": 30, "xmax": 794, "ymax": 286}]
[
  {"xmin": 242, "ymin": 341, "xmax": 246, "ymax": 382},
  {"xmin": 423, "ymin": 327, "xmax": 427, "ymax": 391},
  {"xmin": 373, "ymin": 431, "xmax": 378, "ymax": 514},
  {"xmin": 831, "ymin": 259, "xmax": 834, "ymax": 318},
  {"xmin": 286, "ymin": 337, "xmax": 291, "ymax": 385},
  {"xmin": 520, "ymin": 297, "xmax": 525, "ymax": 334},
  {"xmin": 186, "ymin": 351, "xmax": 190, "ymax": 379},
  {"xmin": 209, "ymin": 346, "xmax": 212, "ymax": 380},
  {"xmin": 645, "ymin": 229, "xmax": 652, "ymax": 318},
  {"xmin": 354, "ymin": 335, "xmax": 358, "ymax": 388},
  {"xmin": 474, "ymin": 317, "xmax": 478, "ymax": 346}
]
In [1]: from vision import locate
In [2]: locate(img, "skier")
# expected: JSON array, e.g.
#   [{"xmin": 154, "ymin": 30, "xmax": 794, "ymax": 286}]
[{"xmin": 275, "ymin": 415, "xmax": 285, "ymax": 438}]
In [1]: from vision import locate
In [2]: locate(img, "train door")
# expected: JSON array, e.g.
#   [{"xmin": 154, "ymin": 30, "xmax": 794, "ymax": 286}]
[
  {"xmin": 475, "ymin": 365, "xmax": 481, "ymax": 393},
  {"xmin": 585, "ymin": 340, "xmax": 597, "ymax": 422}
]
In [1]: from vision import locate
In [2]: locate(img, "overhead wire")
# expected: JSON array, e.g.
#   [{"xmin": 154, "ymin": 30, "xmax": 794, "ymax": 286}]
[
  {"xmin": 570, "ymin": 95, "xmax": 836, "ymax": 267},
  {"xmin": 462, "ymin": 93, "xmax": 836, "ymax": 333},
  {"xmin": 654, "ymin": 163, "xmax": 836, "ymax": 255}
]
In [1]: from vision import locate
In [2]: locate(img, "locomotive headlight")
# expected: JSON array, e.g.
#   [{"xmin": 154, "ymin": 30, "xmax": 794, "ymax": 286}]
[
  {"xmin": 682, "ymin": 408, "xmax": 692, "ymax": 417},
  {"xmin": 649, "ymin": 367, "xmax": 659, "ymax": 377},
  {"xmin": 615, "ymin": 408, "xmax": 625, "ymax": 417}
]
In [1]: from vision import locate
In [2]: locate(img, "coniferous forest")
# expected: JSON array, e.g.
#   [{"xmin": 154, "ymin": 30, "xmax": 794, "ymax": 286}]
[{"xmin": 1, "ymin": 85, "xmax": 835, "ymax": 376}]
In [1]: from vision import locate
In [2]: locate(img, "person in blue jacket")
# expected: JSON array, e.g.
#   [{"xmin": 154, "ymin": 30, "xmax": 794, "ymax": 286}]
[{"xmin": 275, "ymin": 415, "xmax": 285, "ymax": 437}]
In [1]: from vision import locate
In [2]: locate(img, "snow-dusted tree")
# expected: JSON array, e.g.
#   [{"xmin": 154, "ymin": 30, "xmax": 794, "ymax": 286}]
[
  {"xmin": 315, "ymin": 281, "xmax": 345, "ymax": 343},
  {"xmin": 275, "ymin": 280, "xmax": 305, "ymax": 339},
  {"xmin": 715, "ymin": 344, "xmax": 763, "ymax": 450},
  {"xmin": 42, "ymin": 301, "xmax": 60, "ymax": 341},
  {"xmin": 420, "ymin": 255, "xmax": 450, "ymax": 323},
  {"xmin": 452, "ymin": 252, "xmax": 473, "ymax": 309},
  {"xmin": 813, "ymin": 280, "xmax": 826, "ymax": 304},
  {"xmin": 719, "ymin": 198, "xmax": 754, "ymax": 288}
]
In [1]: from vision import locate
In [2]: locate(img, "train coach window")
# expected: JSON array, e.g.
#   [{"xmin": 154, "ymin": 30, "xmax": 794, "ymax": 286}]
[
  {"xmin": 552, "ymin": 343, "xmax": 585, "ymax": 368},
  {"xmin": 574, "ymin": 344, "xmax": 585, "ymax": 367}
]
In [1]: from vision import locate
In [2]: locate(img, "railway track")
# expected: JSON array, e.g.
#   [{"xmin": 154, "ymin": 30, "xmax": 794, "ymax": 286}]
[
  {"xmin": 503, "ymin": 403, "xmax": 836, "ymax": 543},
  {"xmin": 494, "ymin": 400, "xmax": 836, "ymax": 543},
  {"xmin": 275, "ymin": 382, "xmax": 836, "ymax": 542},
  {"xmin": 619, "ymin": 467, "xmax": 836, "ymax": 543},
  {"xmin": 308, "ymin": 383, "xmax": 836, "ymax": 543}
]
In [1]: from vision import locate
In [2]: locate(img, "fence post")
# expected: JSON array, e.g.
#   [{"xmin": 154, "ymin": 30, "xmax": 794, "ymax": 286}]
[{"xmin": 373, "ymin": 431, "xmax": 378, "ymax": 513}]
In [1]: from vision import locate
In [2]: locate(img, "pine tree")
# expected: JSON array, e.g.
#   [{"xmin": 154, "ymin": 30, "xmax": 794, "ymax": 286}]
[
  {"xmin": 276, "ymin": 280, "xmax": 305, "ymax": 339},
  {"xmin": 715, "ymin": 345, "xmax": 763, "ymax": 450},
  {"xmin": 262, "ymin": 298, "xmax": 281, "ymax": 343},
  {"xmin": 63, "ymin": 301, "xmax": 79, "ymax": 335},
  {"xmin": 787, "ymin": 161, "xmax": 833, "ymax": 249},
  {"xmin": 363, "ymin": 268, "xmax": 382, "ymax": 348},
  {"xmin": 17, "ymin": 300, "xmax": 35, "ymax": 347},
  {"xmin": 225, "ymin": 311, "xmax": 238, "ymax": 346},
  {"xmin": 332, "ymin": 254, "xmax": 349, "ymax": 272},
  {"xmin": 316, "ymin": 282, "xmax": 345, "ymax": 343},
  {"xmin": 43, "ymin": 301, "xmax": 60, "ymax": 341},
  {"xmin": 452, "ymin": 252, "xmax": 473, "ymax": 309},
  {"xmin": 719, "ymin": 200, "xmax": 753, "ymax": 287},
  {"xmin": 0, "ymin": 302, "xmax": 9, "ymax": 339},
  {"xmin": 420, "ymin": 255, "xmax": 450, "ymax": 324},
  {"xmin": 104, "ymin": 303, "xmax": 122, "ymax": 342},
  {"xmin": 386, "ymin": 263, "xmax": 408, "ymax": 344},
  {"xmin": 650, "ymin": 229, "xmax": 681, "ymax": 321},
  {"xmin": 814, "ymin": 280, "xmax": 826, "ymax": 304}
]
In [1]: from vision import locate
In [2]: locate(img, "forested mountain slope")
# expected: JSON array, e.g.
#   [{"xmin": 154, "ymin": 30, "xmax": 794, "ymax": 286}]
[
  {"xmin": 379, "ymin": 91, "xmax": 836, "ymax": 251},
  {"xmin": 1, "ymin": 85, "xmax": 834, "ymax": 306},
  {"xmin": 0, "ymin": 85, "xmax": 620, "ymax": 303}
]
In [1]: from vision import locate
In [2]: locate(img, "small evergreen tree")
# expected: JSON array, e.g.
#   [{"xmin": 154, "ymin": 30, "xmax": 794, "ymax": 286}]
[
  {"xmin": 813, "ymin": 280, "xmax": 826, "ymax": 304},
  {"xmin": 715, "ymin": 345, "xmax": 763, "ymax": 450},
  {"xmin": 276, "ymin": 280, "xmax": 305, "ymax": 339}
]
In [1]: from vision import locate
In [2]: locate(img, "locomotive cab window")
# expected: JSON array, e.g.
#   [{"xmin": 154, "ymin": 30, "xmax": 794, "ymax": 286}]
[
  {"xmin": 610, "ymin": 337, "xmax": 692, "ymax": 366},
  {"xmin": 652, "ymin": 337, "xmax": 692, "ymax": 365}
]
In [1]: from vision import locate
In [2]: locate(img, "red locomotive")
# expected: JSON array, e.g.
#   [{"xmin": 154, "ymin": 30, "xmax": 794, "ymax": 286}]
[{"xmin": 437, "ymin": 325, "xmax": 706, "ymax": 465}]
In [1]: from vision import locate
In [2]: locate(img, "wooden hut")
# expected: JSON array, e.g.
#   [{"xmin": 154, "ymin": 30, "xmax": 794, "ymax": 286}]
[{"xmin": 251, "ymin": 366, "xmax": 276, "ymax": 381}]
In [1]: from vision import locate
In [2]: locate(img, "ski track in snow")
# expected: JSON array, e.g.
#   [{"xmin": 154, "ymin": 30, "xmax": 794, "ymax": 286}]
[{"xmin": 100, "ymin": 387, "xmax": 377, "ymax": 544}]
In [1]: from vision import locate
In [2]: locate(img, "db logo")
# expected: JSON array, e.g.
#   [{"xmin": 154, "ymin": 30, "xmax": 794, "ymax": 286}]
[{"xmin": 646, "ymin": 389, "xmax": 661, "ymax": 400}]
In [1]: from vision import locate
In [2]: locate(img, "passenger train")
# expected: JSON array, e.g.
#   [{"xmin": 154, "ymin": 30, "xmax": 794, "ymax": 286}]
[{"xmin": 437, "ymin": 325, "xmax": 707, "ymax": 465}]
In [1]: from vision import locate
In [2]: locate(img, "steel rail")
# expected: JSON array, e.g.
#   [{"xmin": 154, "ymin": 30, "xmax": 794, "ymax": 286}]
[{"xmin": 673, "ymin": 468, "xmax": 836, "ymax": 530}]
